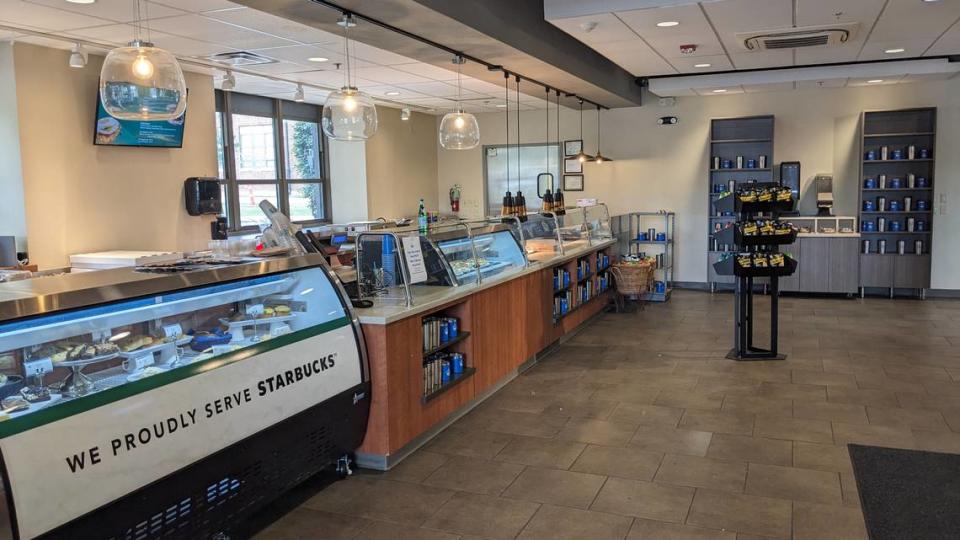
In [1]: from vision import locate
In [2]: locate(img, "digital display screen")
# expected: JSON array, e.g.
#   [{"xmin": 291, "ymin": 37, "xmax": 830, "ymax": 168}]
[
  {"xmin": 93, "ymin": 89, "xmax": 186, "ymax": 148},
  {"xmin": 331, "ymin": 234, "xmax": 348, "ymax": 246}
]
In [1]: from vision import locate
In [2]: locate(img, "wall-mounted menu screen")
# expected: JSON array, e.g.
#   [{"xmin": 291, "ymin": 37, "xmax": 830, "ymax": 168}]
[{"xmin": 93, "ymin": 89, "xmax": 186, "ymax": 148}]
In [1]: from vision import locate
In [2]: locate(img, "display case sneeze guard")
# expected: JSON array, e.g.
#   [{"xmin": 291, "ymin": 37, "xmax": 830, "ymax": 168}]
[{"xmin": 0, "ymin": 256, "xmax": 370, "ymax": 539}]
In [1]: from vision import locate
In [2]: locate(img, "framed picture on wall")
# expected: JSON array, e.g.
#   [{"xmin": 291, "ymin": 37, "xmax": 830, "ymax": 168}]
[
  {"xmin": 563, "ymin": 140, "xmax": 583, "ymax": 157},
  {"xmin": 563, "ymin": 158, "xmax": 583, "ymax": 174},
  {"xmin": 563, "ymin": 174, "xmax": 584, "ymax": 191}
]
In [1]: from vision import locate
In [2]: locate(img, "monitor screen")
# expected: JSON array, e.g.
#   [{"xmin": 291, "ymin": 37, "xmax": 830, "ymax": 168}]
[{"xmin": 93, "ymin": 90, "xmax": 187, "ymax": 148}]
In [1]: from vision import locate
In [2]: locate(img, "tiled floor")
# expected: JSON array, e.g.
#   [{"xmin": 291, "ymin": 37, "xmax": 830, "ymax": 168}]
[{"xmin": 257, "ymin": 290, "xmax": 960, "ymax": 539}]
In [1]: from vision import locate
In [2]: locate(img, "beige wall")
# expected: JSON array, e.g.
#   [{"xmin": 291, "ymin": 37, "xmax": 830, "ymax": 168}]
[
  {"xmin": 13, "ymin": 43, "xmax": 218, "ymax": 269},
  {"xmin": 437, "ymin": 79, "xmax": 960, "ymax": 289},
  {"xmin": 366, "ymin": 106, "xmax": 439, "ymax": 219}
]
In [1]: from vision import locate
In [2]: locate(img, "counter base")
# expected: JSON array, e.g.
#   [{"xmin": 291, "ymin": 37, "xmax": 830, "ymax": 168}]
[{"xmin": 36, "ymin": 381, "xmax": 370, "ymax": 540}]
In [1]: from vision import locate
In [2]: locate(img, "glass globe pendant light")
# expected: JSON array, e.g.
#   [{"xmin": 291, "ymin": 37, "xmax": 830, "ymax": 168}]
[
  {"xmin": 438, "ymin": 55, "xmax": 480, "ymax": 150},
  {"xmin": 322, "ymin": 13, "xmax": 378, "ymax": 141},
  {"xmin": 593, "ymin": 105, "xmax": 613, "ymax": 163},
  {"xmin": 99, "ymin": 0, "xmax": 186, "ymax": 121}
]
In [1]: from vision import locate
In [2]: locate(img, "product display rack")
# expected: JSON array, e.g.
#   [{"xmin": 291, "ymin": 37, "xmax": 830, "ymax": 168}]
[
  {"xmin": 712, "ymin": 187, "xmax": 797, "ymax": 361},
  {"xmin": 420, "ymin": 301, "xmax": 474, "ymax": 404},
  {"xmin": 550, "ymin": 248, "xmax": 613, "ymax": 324},
  {"xmin": 857, "ymin": 108, "xmax": 936, "ymax": 299},
  {"xmin": 708, "ymin": 116, "xmax": 775, "ymax": 292},
  {"xmin": 627, "ymin": 212, "xmax": 675, "ymax": 302}
]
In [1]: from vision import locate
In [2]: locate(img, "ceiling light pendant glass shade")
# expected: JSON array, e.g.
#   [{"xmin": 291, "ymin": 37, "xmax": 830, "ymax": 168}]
[
  {"xmin": 322, "ymin": 86, "xmax": 378, "ymax": 141},
  {"xmin": 99, "ymin": 39, "xmax": 186, "ymax": 121},
  {"xmin": 439, "ymin": 107, "xmax": 480, "ymax": 149}
]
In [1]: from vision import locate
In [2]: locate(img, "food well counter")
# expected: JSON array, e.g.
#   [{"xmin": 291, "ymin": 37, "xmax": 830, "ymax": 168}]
[
  {"xmin": 352, "ymin": 208, "xmax": 616, "ymax": 469},
  {"xmin": 0, "ymin": 256, "xmax": 369, "ymax": 539},
  {"xmin": 780, "ymin": 216, "xmax": 860, "ymax": 294}
]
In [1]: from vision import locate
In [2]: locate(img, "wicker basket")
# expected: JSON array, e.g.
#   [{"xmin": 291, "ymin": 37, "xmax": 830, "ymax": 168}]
[{"xmin": 609, "ymin": 260, "xmax": 654, "ymax": 296}]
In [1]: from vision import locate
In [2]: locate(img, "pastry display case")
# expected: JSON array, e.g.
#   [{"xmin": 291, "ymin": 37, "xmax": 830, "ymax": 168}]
[
  {"xmin": 518, "ymin": 212, "xmax": 565, "ymax": 261},
  {"xmin": 584, "ymin": 203, "xmax": 614, "ymax": 243},
  {"xmin": 555, "ymin": 207, "xmax": 590, "ymax": 250},
  {"xmin": 435, "ymin": 221, "xmax": 527, "ymax": 285},
  {"xmin": 0, "ymin": 256, "xmax": 369, "ymax": 539}
]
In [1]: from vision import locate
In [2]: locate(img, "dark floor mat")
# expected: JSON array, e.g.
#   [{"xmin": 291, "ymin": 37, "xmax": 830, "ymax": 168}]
[{"xmin": 848, "ymin": 443, "xmax": 960, "ymax": 540}]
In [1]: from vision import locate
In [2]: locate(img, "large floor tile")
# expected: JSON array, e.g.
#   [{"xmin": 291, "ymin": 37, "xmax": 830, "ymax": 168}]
[
  {"xmin": 792, "ymin": 501, "xmax": 868, "ymax": 540},
  {"xmin": 706, "ymin": 434, "xmax": 793, "ymax": 467},
  {"xmin": 557, "ymin": 417, "xmax": 640, "ymax": 446},
  {"xmin": 253, "ymin": 508, "xmax": 369, "ymax": 540},
  {"xmin": 610, "ymin": 402, "xmax": 684, "ymax": 427},
  {"xmin": 630, "ymin": 425, "xmax": 713, "ymax": 456},
  {"xmin": 755, "ymin": 416, "xmax": 833, "ymax": 444},
  {"xmin": 502, "ymin": 467, "xmax": 606, "ymax": 509},
  {"xmin": 654, "ymin": 454, "xmax": 747, "ymax": 493},
  {"xmin": 679, "ymin": 410, "xmax": 755, "ymax": 436},
  {"xmin": 494, "ymin": 434, "xmax": 586, "ymax": 470},
  {"xmin": 517, "ymin": 504, "xmax": 633, "ymax": 540},
  {"xmin": 570, "ymin": 444, "xmax": 663, "ymax": 481},
  {"xmin": 744, "ymin": 463, "xmax": 842, "ymax": 505},
  {"xmin": 422, "ymin": 491, "xmax": 540, "ymax": 540},
  {"xmin": 591, "ymin": 477, "xmax": 695, "ymax": 522},
  {"xmin": 422, "ymin": 455, "xmax": 525, "ymax": 495},
  {"xmin": 627, "ymin": 518, "xmax": 737, "ymax": 539},
  {"xmin": 686, "ymin": 489, "xmax": 792, "ymax": 539}
]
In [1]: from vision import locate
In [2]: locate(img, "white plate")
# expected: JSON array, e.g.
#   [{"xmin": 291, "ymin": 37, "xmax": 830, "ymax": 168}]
[{"xmin": 126, "ymin": 367, "xmax": 169, "ymax": 382}]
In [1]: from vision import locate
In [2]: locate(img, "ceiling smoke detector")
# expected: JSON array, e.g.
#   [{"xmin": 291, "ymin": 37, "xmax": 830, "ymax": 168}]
[
  {"xmin": 738, "ymin": 23, "xmax": 859, "ymax": 51},
  {"xmin": 680, "ymin": 44, "xmax": 698, "ymax": 54}
]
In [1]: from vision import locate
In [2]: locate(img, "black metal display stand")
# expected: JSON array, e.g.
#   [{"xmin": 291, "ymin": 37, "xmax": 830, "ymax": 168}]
[{"xmin": 713, "ymin": 189, "xmax": 797, "ymax": 361}]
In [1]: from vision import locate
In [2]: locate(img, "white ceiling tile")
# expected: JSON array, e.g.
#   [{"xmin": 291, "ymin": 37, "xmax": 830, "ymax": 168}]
[
  {"xmin": 363, "ymin": 84, "xmax": 417, "ymax": 98},
  {"xmin": 24, "ymin": 0, "xmax": 186, "ymax": 23},
  {"xmin": 728, "ymin": 50, "xmax": 793, "ymax": 70},
  {"xmin": 204, "ymin": 7, "xmax": 336, "ymax": 45},
  {"xmin": 146, "ymin": 14, "xmax": 298, "ymax": 50},
  {"xmin": 794, "ymin": 45, "xmax": 861, "ymax": 66},
  {"xmin": 459, "ymin": 78, "xmax": 508, "ymax": 94},
  {"xmin": 549, "ymin": 12, "xmax": 641, "ymax": 45},
  {"xmin": 292, "ymin": 69, "xmax": 367, "ymax": 87},
  {"xmin": 245, "ymin": 44, "xmax": 372, "ymax": 69},
  {"xmin": 702, "ymin": 0, "xmax": 793, "ymax": 53},
  {"xmin": 796, "ymin": 78, "xmax": 848, "ymax": 89},
  {"xmin": 14, "ymin": 34, "xmax": 74, "ymax": 49},
  {"xmin": 796, "ymin": 0, "xmax": 885, "ymax": 29},
  {"xmin": 391, "ymin": 62, "xmax": 459, "ymax": 81},
  {"xmin": 616, "ymin": 4, "xmax": 725, "ymax": 59},
  {"xmin": 591, "ymin": 39, "xmax": 676, "ymax": 76},
  {"xmin": 743, "ymin": 81, "xmax": 796, "ymax": 93},
  {"xmin": 395, "ymin": 81, "xmax": 462, "ymax": 97},
  {"xmin": 150, "ymin": 32, "xmax": 238, "ymax": 56},
  {"xmin": 868, "ymin": 0, "xmax": 960, "ymax": 42},
  {"xmin": 234, "ymin": 60, "xmax": 310, "ymax": 75},
  {"xmin": 927, "ymin": 18, "xmax": 960, "ymax": 56},
  {"xmin": 346, "ymin": 41, "xmax": 416, "ymax": 66},
  {"xmin": 352, "ymin": 66, "xmax": 433, "ymax": 85},
  {"xmin": 668, "ymin": 54, "xmax": 734, "ymax": 72},
  {"xmin": 152, "ymin": 0, "xmax": 242, "ymax": 13},
  {"xmin": 0, "ymin": 1, "xmax": 116, "ymax": 31},
  {"xmin": 858, "ymin": 39, "xmax": 943, "ymax": 62},
  {"xmin": 900, "ymin": 72, "xmax": 954, "ymax": 83},
  {"xmin": 65, "ymin": 23, "xmax": 138, "ymax": 43}
]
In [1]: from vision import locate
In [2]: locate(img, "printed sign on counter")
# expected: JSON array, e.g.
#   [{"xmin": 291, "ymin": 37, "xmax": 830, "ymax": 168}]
[{"xmin": 401, "ymin": 236, "xmax": 429, "ymax": 284}]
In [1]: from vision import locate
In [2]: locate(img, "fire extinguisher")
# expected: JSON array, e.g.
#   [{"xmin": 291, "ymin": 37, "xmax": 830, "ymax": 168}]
[{"xmin": 449, "ymin": 184, "xmax": 461, "ymax": 213}]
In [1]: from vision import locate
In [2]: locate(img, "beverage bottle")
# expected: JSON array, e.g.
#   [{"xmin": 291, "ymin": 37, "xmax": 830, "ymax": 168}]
[{"xmin": 418, "ymin": 198, "xmax": 427, "ymax": 233}]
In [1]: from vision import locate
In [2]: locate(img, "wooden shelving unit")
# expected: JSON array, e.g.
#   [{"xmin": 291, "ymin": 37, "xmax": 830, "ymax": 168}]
[
  {"xmin": 857, "ymin": 108, "xmax": 936, "ymax": 298},
  {"xmin": 708, "ymin": 116, "xmax": 775, "ymax": 292}
]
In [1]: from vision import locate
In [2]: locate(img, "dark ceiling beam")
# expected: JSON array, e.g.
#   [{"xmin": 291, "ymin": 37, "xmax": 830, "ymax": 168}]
[{"xmin": 406, "ymin": 0, "xmax": 643, "ymax": 106}]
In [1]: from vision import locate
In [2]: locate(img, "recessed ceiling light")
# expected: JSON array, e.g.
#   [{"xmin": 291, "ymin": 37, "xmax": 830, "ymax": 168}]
[
  {"xmin": 712, "ymin": 89, "xmax": 727, "ymax": 93},
  {"xmin": 657, "ymin": 21, "xmax": 680, "ymax": 27},
  {"xmin": 868, "ymin": 79, "xmax": 884, "ymax": 83},
  {"xmin": 495, "ymin": 104, "xmax": 507, "ymax": 108},
  {"xmin": 694, "ymin": 63, "xmax": 712, "ymax": 68},
  {"xmin": 307, "ymin": 57, "xmax": 329, "ymax": 62},
  {"xmin": 65, "ymin": 0, "xmax": 96, "ymax": 4},
  {"xmin": 885, "ymin": 48, "xmax": 905, "ymax": 54},
  {"xmin": 385, "ymin": 91, "xmax": 401, "ymax": 96}
]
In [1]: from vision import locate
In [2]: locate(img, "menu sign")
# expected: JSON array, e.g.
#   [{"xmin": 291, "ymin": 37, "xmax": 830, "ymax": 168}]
[{"xmin": 93, "ymin": 91, "xmax": 186, "ymax": 148}]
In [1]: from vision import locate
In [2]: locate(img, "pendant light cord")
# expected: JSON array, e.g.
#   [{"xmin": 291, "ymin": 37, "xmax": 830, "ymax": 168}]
[
  {"xmin": 504, "ymin": 72, "xmax": 510, "ymax": 193},
  {"xmin": 456, "ymin": 56, "xmax": 463, "ymax": 110},
  {"xmin": 545, "ymin": 87, "xmax": 550, "ymax": 174},
  {"xmin": 556, "ymin": 90, "xmax": 560, "ymax": 177},
  {"xmin": 133, "ymin": 0, "xmax": 141, "ymax": 42},
  {"xmin": 516, "ymin": 76, "xmax": 521, "ymax": 188},
  {"xmin": 597, "ymin": 105, "xmax": 601, "ymax": 155},
  {"xmin": 341, "ymin": 14, "xmax": 352, "ymax": 88}
]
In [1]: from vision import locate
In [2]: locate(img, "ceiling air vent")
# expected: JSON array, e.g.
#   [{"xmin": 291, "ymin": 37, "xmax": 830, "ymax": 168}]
[
  {"xmin": 206, "ymin": 51, "xmax": 278, "ymax": 66},
  {"xmin": 737, "ymin": 23, "xmax": 859, "ymax": 51}
]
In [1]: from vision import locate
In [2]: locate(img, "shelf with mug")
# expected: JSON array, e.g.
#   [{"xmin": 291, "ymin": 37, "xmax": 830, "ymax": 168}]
[
  {"xmin": 710, "ymin": 168, "xmax": 772, "ymax": 172},
  {"xmin": 863, "ymin": 132, "xmax": 935, "ymax": 138},
  {"xmin": 422, "ymin": 331, "xmax": 471, "ymax": 358},
  {"xmin": 422, "ymin": 367, "xmax": 476, "ymax": 404},
  {"xmin": 862, "ymin": 188, "xmax": 932, "ymax": 192},
  {"xmin": 863, "ymin": 159, "xmax": 933, "ymax": 163},
  {"xmin": 711, "ymin": 138, "xmax": 773, "ymax": 144},
  {"xmin": 860, "ymin": 231, "xmax": 931, "ymax": 235},
  {"xmin": 631, "ymin": 239, "xmax": 673, "ymax": 245},
  {"xmin": 861, "ymin": 211, "xmax": 932, "ymax": 215}
]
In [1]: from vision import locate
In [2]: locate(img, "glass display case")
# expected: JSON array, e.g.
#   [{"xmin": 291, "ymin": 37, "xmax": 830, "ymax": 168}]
[
  {"xmin": 518, "ymin": 212, "xmax": 564, "ymax": 261},
  {"xmin": 556, "ymin": 207, "xmax": 590, "ymax": 250},
  {"xmin": 436, "ymin": 221, "xmax": 527, "ymax": 285},
  {"xmin": 0, "ymin": 256, "xmax": 370, "ymax": 539},
  {"xmin": 355, "ymin": 221, "xmax": 528, "ymax": 306},
  {"xmin": 585, "ymin": 203, "xmax": 614, "ymax": 243},
  {"xmin": 785, "ymin": 216, "xmax": 859, "ymax": 236}
]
